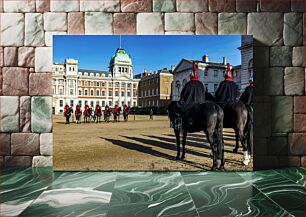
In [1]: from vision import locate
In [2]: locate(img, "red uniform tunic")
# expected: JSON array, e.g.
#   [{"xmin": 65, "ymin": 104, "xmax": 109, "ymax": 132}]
[
  {"xmin": 94, "ymin": 105, "xmax": 101, "ymax": 115},
  {"xmin": 75, "ymin": 105, "xmax": 81, "ymax": 116},
  {"xmin": 64, "ymin": 105, "xmax": 70, "ymax": 117},
  {"xmin": 104, "ymin": 105, "xmax": 110, "ymax": 115},
  {"xmin": 113, "ymin": 105, "xmax": 118, "ymax": 113},
  {"xmin": 123, "ymin": 105, "xmax": 128, "ymax": 113},
  {"xmin": 84, "ymin": 105, "xmax": 89, "ymax": 115}
]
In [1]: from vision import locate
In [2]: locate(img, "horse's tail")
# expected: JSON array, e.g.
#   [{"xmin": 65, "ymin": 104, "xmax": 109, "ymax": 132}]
[{"xmin": 215, "ymin": 104, "xmax": 224, "ymax": 160}]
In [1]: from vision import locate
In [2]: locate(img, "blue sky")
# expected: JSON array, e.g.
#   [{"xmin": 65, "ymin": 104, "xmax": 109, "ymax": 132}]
[{"xmin": 53, "ymin": 35, "xmax": 241, "ymax": 75}]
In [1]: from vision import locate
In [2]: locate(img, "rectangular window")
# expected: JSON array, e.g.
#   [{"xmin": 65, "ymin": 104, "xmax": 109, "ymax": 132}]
[
  {"xmin": 121, "ymin": 83, "xmax": 125, "ymax": 88},
  {"xmin": 96, "ymin": 90, "xmax": 100, "ymax": 96},
  {"xmin": 133, "ymin": 91, "xmax": 137, "ymax": 96},
  {"xmin": 102, "ymin": 82, "xmax": 106, "ymax": 87},
  {"xmin": 121, "ymin": 101, "xmax": 124, "ymax": 106},
  {"xmin": 205, "ymin": 70, "xmax": 208, "ymax": 76},
  {"xmin": 59, "ymin": 79, "xmax": 64, "ymax": 84},
  {"xmin": 214, "ymin": 70, "xmax": 218, "ymax": 77},
  {"xmin": 115, "ymin": 82, "xmax": 119, "ymax": 87},
  {"xmin": 90, "ymin": 101, "xmax": 94, "ymax": 107},
  {"xmin": 90, "ymin": 89, "xmax": 94, "ymax": 96},
  {"xmin": 70, "ymin": 100, "xmax": 74, "ymax": 107},
  {"xmin": 121, "ymin": 91, "xmax": 125, "ymax": 97},
  {"xmin": 70, "ymin": 89, "xmax": 74, "ymax": 95},
  {"xmin": 69, "ymin": 80, "xmax": 74, "ymax": 87},
  {"xmin": 133, "ymin": 84, "xmax": 136, "ymax": 88},
  {"xmin": 109, "ymin": 101, "xmax": 113, "ymax": 106},
  {"xmin": 84, "ymin": 89, "xmax": 88, "ymax": 96},
  {"xmin": 59, "ymin": 89, "xmax": 63, "ymax": 95},
  {"xmin": 91, "ymin": 81, "xmax": 94, "ymax": 86},
  {"xmin": 152, "ymin": 89, "xmax": 155, "ymax": 96},
  {"xmin": 97, "ymin": 82, "xmax": 100, "ymax": 86},
  {"xmin": 109, "ymin": 91, "xmax": 113, "ymax": 96},
  {"xmin": 109, "ymin": 82, "xmax": 113, "ymax": 87},
  {"xmin": 102, "ymin": 101, "xmax": 105, "ymax": 107},
  {"xmin": 115, "ymin": 91, "xmax": 119, "ymax": 97},
  {"xmin": 78, "ymin": 100, "xmax": 82, "ymax": 107},
  {"xmin": 78, "ymin": 80, "xmax": 82, "ymax": 86},
  {"xmin": 59, "ymin": 100, "xmax": 63, "ymax": 107},
  {"xmin": 115, "ymin": 101, "xmax": 119, "ymax": 106},
  {"xmin": 85, "ymin": 81, "xmax": 88, "ymax": 86},
  {"xmin": 102, "ymin": 90, "xmax": 106, "ymax": 96},
  {"xmin": 127, "ymin": 92, "xmax": 131, "ymax": 97},
  {"xmin": 127, "ymin": 83, "xmax": 131, "ymax": 88}
]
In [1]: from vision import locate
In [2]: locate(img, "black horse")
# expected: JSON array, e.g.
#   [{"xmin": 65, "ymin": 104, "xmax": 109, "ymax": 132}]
[
  {"xmin": 168, "ymin": 101, "xmax": 224, "ymax": 171},
  {"xmin": 65, "ymin": 107, "xmax": 73, "ymax": 124},
  {"xmin": 215, "ymin": 100, "xmax": 252, "ymax": 165},
  {"xmin": 123, "ymin": 107, "xmax": 130, "ymax": 122}
]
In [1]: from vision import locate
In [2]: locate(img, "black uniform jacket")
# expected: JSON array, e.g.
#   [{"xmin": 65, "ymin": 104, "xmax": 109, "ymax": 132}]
[
  {"xmin": 240, "ymin": 85, "xmax": 254, "ymax": 107},
  {"xmin": 177, "ymin": 80, "xmax": 205, "ymax": 113},
  {"xmin": 214, "ymin": 80, "xmax": 238, "ymax": 103}
]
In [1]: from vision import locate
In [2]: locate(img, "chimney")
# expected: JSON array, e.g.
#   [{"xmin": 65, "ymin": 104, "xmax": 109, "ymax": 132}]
[
  {"xmin": 223, "ymin": 56, "xmax": 227, "ymax": 65},
  {"xmin": 202, "ymin": 54, "xmax": 209, "ymax": 63}
]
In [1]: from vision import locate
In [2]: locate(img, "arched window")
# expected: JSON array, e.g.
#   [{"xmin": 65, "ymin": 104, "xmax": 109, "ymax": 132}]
[
  {"xmin": 182, "ymin": 79, "xmax": 187, "ymax": 87},
  {"xmin": 248, "ymin": 59, "xmax": 253, "ymax": 79},
  {"xmin": 96, "ymin": 89, "xmax": 100, "ymax": 96},
  {"xmin": 175, "ymin": 80, "xmax": 181, "ymax": 93}
]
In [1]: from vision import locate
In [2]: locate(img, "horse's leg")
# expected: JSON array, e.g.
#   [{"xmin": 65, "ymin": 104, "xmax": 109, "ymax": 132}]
[
  {"xmin": 175, "ymin": 129, "xmax": 181, "ymax": 160},
  {"xmin": 216, "ymin": 127, "xmax": 225, "ymax": 171},
  {"xmin": 205, "ymin": 130, "xmax": 218, "ymax": 171},
  {"xmin": 233, "ymin": 133, "xmax": 239, "ymax": 153},
  {"xmin": 181, "ymin": 132, "xmax": 187, "ymax": 159},
  {"xmin": 237, "ymin": 128, "xmax": 249, "ymax": 165}
]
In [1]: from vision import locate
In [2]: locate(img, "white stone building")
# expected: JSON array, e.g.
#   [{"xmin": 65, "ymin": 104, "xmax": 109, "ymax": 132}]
[
  {"xmin": 238, "ymin": 35, "xmax": 253, "ymax": 91},
  {"xmin": 172, "ymin": 35, "xmax": 253, "ymax": 101},
  {"xmin": 172, "ymin": 55, "xmax": 231, "ymax": 101},
  {"xmin": 52, "ymin": 48, "xmax": 139, "ymax": 114}
]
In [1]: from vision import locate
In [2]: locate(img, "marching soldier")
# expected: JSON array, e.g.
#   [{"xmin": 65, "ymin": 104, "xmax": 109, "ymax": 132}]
[
  {"xmin": 75, "ymin": 103, "xmax": 82, "ymax": 124},
  {"xmin": 83, "ymin": 102, "xmax": 89, "ymax": 116},
  {"xmin": 123, "ymin": 104, "xmax": 128, "ymax": 113},
  {"xmin": 94, "ymin": 102, "xmax": 101, "ymax": 116},
  {"xmin": 64, "ymin": 103, "xmax": 70, "ymax": 124},
  {"xmin": 104, "ymin": 104, "xmax": 110, "ymax": 116},
  {"xmin": 113, "ymin": 104, "xmax": 118, "ymax": 114}
]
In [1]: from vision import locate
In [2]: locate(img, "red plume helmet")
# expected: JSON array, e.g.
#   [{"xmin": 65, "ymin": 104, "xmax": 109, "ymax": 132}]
[
  {"xmin": 225, "ymin": 63, "xmax": 232, "ymax": 80},
  {"xmin": 191, "ymin": 62, "xmax": 198, "ymax": 81}
]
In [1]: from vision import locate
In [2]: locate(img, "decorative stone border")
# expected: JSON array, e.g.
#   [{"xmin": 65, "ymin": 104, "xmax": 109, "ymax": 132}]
[{"xmin": 0, "ymin": 0, "xmax": 305, "ymax": 170}]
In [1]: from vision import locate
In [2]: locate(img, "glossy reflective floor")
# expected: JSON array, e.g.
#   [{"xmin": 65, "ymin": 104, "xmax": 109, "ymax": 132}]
[{"xmin": 0, "ymin": 167, "xmax": 305, "ymax": 216}]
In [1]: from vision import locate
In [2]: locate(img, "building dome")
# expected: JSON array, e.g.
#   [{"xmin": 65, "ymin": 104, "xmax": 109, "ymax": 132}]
[{"xmin": 109, "ymin": 48, "xmax": 132, "ymax": 65}]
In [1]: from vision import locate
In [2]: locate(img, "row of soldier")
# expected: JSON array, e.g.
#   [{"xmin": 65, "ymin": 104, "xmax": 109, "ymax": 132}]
[{"xmin": 63, "ymin": 103, "xmax": 130, "ymax": 124}]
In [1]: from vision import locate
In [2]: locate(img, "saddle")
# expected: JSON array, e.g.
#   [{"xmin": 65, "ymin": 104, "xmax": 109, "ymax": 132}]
[{"xmin": 172, "ymin": 103, "xmax": 201, "ymax": 132}]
